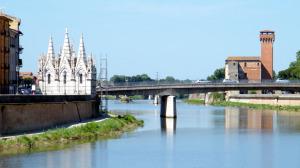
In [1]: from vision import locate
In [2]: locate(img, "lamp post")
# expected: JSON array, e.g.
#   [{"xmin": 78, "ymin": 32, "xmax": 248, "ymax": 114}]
[{"xmin": 156, "ymin": 72, "xmax": 159, "ymax": 85}]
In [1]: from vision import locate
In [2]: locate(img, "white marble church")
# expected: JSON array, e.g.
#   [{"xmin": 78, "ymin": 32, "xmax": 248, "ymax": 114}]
[{"xmin": 37, "ymin": 29, "xmax": 96, "ymax": 95}]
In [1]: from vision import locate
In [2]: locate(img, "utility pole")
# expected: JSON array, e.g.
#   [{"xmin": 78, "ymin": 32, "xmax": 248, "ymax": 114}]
[{"xmin": 156, "ymin": 72, "xmax": 159, "ymax": 85}]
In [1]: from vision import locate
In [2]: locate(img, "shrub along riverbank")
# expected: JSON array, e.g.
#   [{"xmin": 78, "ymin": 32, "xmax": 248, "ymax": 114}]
[
  {"xmin": 185, "ymin": 98, "xmax": 300, "ymax": 112},
  {"xmin": 184, "ymin": 99, "xmax": 205, "ymax": 105},
  {"xmin": 0, "ymin": 114, "xmax": 143, "ymax": 156}
]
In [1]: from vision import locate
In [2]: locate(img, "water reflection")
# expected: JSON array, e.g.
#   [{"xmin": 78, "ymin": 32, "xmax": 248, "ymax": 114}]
[
  {"xmin": 225, "ymin": 107, "xmax": 300, "ymax": 132},
  {"xmin": 225, "ymin": 107, "xmax": 273, "ymax": 130},
  {"xmin": 160, "ymin": 118, "xmax": 177, "ymax": 136},
  {"xmin": 44, "ymin": 143, "xmax": 95, "ymax": 168},
  {"xmin": 160, "ymin": 117, "xmax": 176, "ymax": 168},
  {"xmin": 4, "ymin": 101, "xmax": 300, "ymax": 168}
]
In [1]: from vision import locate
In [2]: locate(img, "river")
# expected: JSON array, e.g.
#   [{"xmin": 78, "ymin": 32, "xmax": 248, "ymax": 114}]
[{"xmin": 1, "ymin": 100, "xmax": 300, "ymax": 168}]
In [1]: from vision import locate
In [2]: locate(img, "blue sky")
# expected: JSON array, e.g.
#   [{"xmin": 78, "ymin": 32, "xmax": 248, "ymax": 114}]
[{"xmin": 2, "ymin": 0, "xmax": 300, "ymax": 79}]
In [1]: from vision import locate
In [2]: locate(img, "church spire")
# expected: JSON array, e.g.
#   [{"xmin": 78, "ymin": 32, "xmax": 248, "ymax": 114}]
[
  {"xmin": 78, "ymin": 33, "xmax": 86, "ymax": 62},
  {"xmin": 61, "ymin": 28, "xmax": 72, "ymax": 59},
  {"xmin": 46, "ymin": 35, "xmax": 55, "ymax": 61}
]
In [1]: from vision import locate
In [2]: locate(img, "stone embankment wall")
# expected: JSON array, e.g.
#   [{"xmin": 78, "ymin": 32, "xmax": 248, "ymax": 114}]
[
  {"xmin": 188, "ymin": 93, "xmax": 205, "ymax": 100},
  {"xmin": 229, "ymin": 94, "xmax": 300, "ymax": 106},
  {"xmin": 0, "ymin": 95, "xmax": 99, "ymax": 135}
]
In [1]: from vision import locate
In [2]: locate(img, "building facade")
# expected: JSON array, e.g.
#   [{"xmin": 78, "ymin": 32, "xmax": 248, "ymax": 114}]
[
  {"xmin": 0, "ymin": 12, "xmax": 22, "ymax": 94},
  {"xmin": 37, "ymin": 29, "xmax": 96, "ymax": 95},
  {"xmin": 260, "ymin": 30, "xmax": 275, "ymax": 79},
  {"xmin": 225, "ymin": 57, "xmax": 261, "ymax": 81},
  {"xmin": 225, "ymin": 30, "xmax": 275, "ymax": 82}
]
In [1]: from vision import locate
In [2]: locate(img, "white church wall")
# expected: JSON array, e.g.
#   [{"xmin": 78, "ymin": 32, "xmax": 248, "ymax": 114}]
[{"xmin": 37, "ymin": 29, "xmax": 96, "ymax": 96}]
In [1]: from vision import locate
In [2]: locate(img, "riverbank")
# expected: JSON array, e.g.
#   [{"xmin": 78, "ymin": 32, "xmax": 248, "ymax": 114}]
[
  {"xmin": 183, "ymin": 99, "xmax": 205, "ymax": 105},
  {"xmin": 185, "ymin": 99, "xmax": 300, "ymax": 112},
  {"xmin": 0, "ymin": 114, "xmax": 143, "ymax": 156}
]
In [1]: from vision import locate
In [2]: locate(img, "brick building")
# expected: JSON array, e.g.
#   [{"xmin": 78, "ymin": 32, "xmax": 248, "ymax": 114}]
[
  {"xmin": 0, "ymin": 12, "xmax": 22, "ymax": 94},
  {"xmin": 225, "ymin": 30, "xmax": 275, "ymax": 82},
  {"xmin": 0, "ymin": 15, "xmax": 11, "ymax": 94}
]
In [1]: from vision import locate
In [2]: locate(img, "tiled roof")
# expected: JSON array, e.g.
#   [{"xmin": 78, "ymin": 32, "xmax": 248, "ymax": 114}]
[
  {"xmin": 20, "ymin": 72, "xmax": 33, "ymax": 76},
  {"xmin": 226, "ymin": 56, "xmax": 260, "ymax": 61},
  {"xmin": 260, "ymin": 30, "xmax": 275, "ymax": 33},
  {"xmin": 0, "ymin": 12, "xmax": 20, "ymax": 22}
]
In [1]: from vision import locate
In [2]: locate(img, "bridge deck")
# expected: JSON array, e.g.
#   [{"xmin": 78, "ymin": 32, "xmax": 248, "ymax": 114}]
[{"xmin": 97, "ymin": 83, "xmax": 300, "ymax": 95}]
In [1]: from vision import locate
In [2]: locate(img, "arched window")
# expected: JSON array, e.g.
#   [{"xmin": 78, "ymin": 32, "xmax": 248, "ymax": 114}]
[
  {"xmin": 63, "ymin": 72, "xmax": 67, "ymax": 84},
  {"xmin": 79, "ymin": 74, "xmax": 83, "ymax": 84},
  {"xmin": 47, "ymin": 74, "xmax": 51, "ymax": 84}
]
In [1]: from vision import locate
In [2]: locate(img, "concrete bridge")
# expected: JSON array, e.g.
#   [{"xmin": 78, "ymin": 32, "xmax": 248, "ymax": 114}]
[{"xmin": 97, "ymin": 82, "xmax": 300, "ymax": 118}]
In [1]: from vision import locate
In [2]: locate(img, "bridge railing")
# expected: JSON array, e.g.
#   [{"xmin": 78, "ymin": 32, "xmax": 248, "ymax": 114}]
[
  {"xmin": 100, "ymin": 80, "xmax": 203, "ymax": 88},
  {"xmin": 99, "ymin": 79, "xmax": 300, "ymax": 88}
]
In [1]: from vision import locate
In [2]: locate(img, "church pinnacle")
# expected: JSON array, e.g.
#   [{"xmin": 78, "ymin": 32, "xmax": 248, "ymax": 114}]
[
  {"xmin": 61, "ymin": 28, "xmax": 72, "ymax": 59},
  {"xmin": 78, "ymin": 33, "xmax": 86, "ymax": 61},
  {"xmin": 46, "ymin": 35, "xmax": 55, "ymax": 61}
]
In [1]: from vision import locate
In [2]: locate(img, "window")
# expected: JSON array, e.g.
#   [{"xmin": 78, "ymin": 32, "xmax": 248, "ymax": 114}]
[
  {"xmin": 233, "ymin": 63, "xmax": 236, "ymax": 66},
  {"xmin": 47, "ymin": 74, "xmax": 51, "ymax": 84},
  {"xmin": 257, "ymin": 62, "xmax": 260, "ymax": 66},
  {"xmin": 79, "ymin": 74, "xmax": 83, "ymax": 84},
  {"xmin": 63, "ymin": 72, "xmax": 67, "ymax": 84},
  {"xmin": 244, "ymin": 62, "xmax": 247, "ymax": 67}
]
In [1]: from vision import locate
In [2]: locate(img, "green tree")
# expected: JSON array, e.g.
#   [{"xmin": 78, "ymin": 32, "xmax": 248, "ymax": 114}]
[
  {"xmin": 272, "ymin": 70, "xmax": 277, "ymax": 80},
  {"xmin": 207, "ymin": 68, "xmax": 225, "ymax": 81},
  {"xmin": 110, "ymin": 75, "xmax": 126, "ymax": 83},
  {"xmin": 130, "ymin": 74, "xmax": 153, "ymax": 82},
  {"xmin": 110, "ymin": 74, "xmax": 154, "ymax": 84},
  {"xmin": 278, "ymin": 50, "xmax": 300, "ymax": 79},
  {"xmin": 165, "ymin": 76, "xmax": 176, "ymax": 82},
  {"xmin": 159, "ymin": 76, "xmax": 179, "ymax": 84}
]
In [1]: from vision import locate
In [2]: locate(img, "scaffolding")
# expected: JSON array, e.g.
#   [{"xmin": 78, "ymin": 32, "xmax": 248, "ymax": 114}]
[{"xmin": 98, "ymin": 56, "xmax": 108, "ymax": 112}]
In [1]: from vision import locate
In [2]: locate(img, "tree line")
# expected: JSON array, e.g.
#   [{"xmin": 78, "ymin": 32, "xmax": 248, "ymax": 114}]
[
  {"xmin": 277, "ymin": 51, "xmax": 300, "ymax": 80},
  {"xmin": 109, "ymin": 74, "xmax": 193, "ymax": 84}
]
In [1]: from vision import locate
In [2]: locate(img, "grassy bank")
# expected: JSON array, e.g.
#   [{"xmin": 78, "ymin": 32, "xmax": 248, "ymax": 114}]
[
  {"xmin": 184, "ymin": 98, "xmax": 300, "ymax": 112},
  {"xmin": 211, "ymin": 101, "xmax": 300, "ymax": 112},
  {"xmin": 0, "ymin": 114, "xmax": 143, "ymax": 156},
  {"xmin": 184, "ymin": 99, "xmax": 205, "ymax": 105}
]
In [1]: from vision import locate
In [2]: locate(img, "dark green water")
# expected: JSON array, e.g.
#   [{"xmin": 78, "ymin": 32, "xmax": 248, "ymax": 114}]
[{"xmin": 1, "ymin": 100, "xmax": 300, "ymax": 168}]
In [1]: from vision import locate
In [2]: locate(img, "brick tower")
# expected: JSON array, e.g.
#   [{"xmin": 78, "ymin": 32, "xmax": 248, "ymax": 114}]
[{"xmin": 260, "ymin": 30, "xmax": 275, "ymax": 80}]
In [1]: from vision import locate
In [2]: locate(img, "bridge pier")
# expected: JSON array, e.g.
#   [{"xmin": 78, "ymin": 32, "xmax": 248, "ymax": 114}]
[
  {"xmin": 204, "ymin": 92, "xmax": 211, "ymax": 104},
  {"xmin": 225, "ymin": 90, "xmax": 239, "ymax": 101},
  {"xmin": 160, "ymin": 95, "xmax": 176, "ymax": 118},
  {"xmin": 154, "ymin": 95, "xmax": 160, "ymax": 105}
]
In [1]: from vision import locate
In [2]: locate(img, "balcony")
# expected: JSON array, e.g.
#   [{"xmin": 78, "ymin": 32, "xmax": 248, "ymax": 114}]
[
  {"xmin": 18, "ymin": 45, "xmax": 23, "ymax": 54},
  {"xmin": 18, "ymin": 59, "xmax": 22, "ymax": 67}
]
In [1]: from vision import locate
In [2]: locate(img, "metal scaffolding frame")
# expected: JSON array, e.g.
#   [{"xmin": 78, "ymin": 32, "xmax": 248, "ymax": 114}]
[{"xmin": 98, "ymin": 56, "xmax": 108, "ymax": 112}]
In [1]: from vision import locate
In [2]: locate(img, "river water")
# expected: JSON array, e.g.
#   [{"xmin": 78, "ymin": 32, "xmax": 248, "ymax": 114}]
[{"xmin": 1, "ymin": 100, "xmax": 300, "ymax": 168}]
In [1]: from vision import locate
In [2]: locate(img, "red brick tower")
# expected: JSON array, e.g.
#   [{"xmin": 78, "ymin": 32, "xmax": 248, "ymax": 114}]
[{"xmin": 260, "ymin": 30, "xmax": 275, "ymax": 80}]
